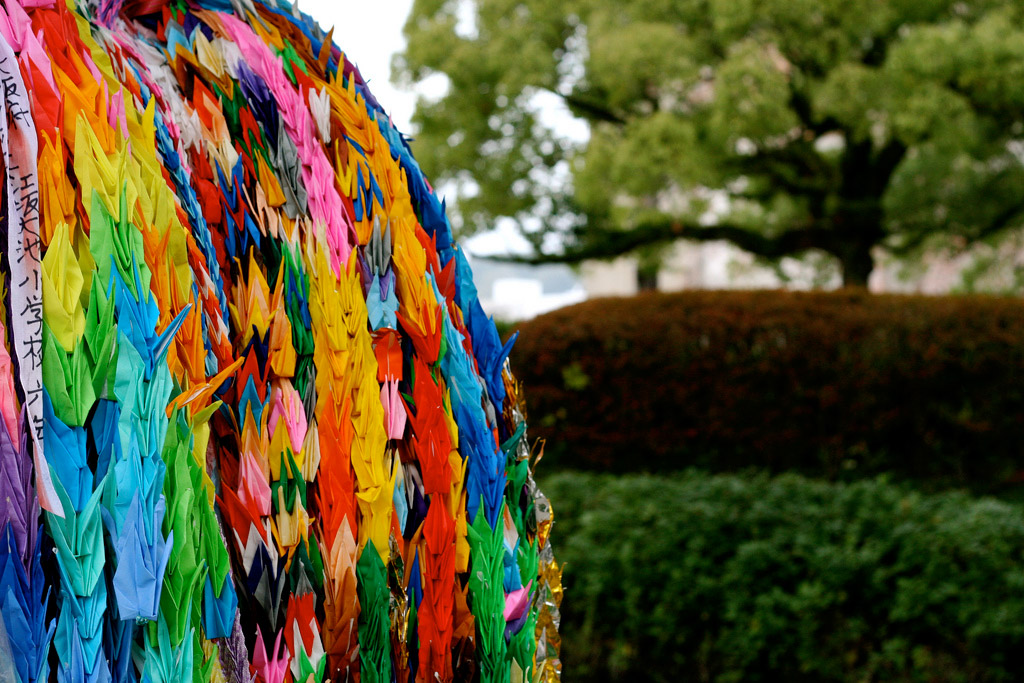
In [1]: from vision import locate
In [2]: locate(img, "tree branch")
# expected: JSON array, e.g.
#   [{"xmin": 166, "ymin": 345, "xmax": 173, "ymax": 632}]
[
  {"xmin": 789, "ymin": 84, "xmax": 840, "ymax": 137},
  {"xmin": 557, "ymin": 90, "xmax": 627, "ymax": 126},
  {"xmin": 736, "ymin": 147, "xmax": 833, "ymax": 199},
  {"xmin": 977, "ymin": 198, "xmax": 1024, "ymax": 239},
  {"xmin": 872, "ymin": 140, "xmax": 908, "ymax": 194},
  {"xmin": 473, "ymin": 216, "xmax": 834, "ymax": 265}
]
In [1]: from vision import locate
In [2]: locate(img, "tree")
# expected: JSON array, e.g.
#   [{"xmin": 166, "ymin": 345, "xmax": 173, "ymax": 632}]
[{"xmin": 394, "ymin": 0, "xmax": 1024, "ymax": 287}]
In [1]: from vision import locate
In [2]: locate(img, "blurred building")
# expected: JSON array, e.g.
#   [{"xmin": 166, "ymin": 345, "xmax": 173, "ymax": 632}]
[
  {"xmin": 578, "ymin": 237, "xmax": 1024, "ymax": 296},
  {"xmin": 469, "ymin": 258, "xmax": 587, "ymax": 321},
  {"xmin": 580, "ymin": 242, "xmax": 838, "ymax": 294},
  {"xmin": 470, "ymin": 233, "xmax": 1024, "ymax": 322}
]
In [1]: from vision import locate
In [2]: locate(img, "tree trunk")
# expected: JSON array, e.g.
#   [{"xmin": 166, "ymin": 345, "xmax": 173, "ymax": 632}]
[
  {"xmin": 832, "ymin": 201, "xmax": 883, "ymax": 288},
  {"xmin": 637, "ymin": 267, "xmax": 659, "ymax": 291},
  {"xmin": 831, "ymin": 139, "xmax": 895, "ymax": 288},
  {"xmin": 838, "ymin": 242, "xmax": 874, "ymax": 288}
]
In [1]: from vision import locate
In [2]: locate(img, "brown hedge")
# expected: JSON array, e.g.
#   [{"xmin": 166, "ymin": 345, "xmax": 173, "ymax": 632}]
[{"xmin": 511, "ymin": 290, "xmax": 1024, "ymax": 489}]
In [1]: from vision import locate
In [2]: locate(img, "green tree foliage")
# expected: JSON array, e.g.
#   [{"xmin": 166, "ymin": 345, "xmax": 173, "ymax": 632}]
[
  {"xmin": 544, "ymin": 470, "xmax": 1024, "ymax": 681},
  {"xmin": 395, "ymin": 1, "xmax": 1024, "ymax": 285}
]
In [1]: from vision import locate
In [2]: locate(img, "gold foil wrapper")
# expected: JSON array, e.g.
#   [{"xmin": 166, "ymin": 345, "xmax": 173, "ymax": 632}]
[
  {"xmin": 502, "ymin": 361, "xmax": 528, "ymax": 425},
  {"xmin": 532, "ymin": 495, "xmax": 563, "ymax": 682},
  {"xmin": 538, "ymin": 658, "xmax": 563, "ymax": 683},
  {"xmin": 388, "ymin": 534, "xmax": 411, "ymax": 677},
  {"xmin": 534, "ymin": 489, "xmax": 553, "ymax": 550},
  {"xmin": 540, "ymin": 559, "xmax": 563, "ymax": 610}
]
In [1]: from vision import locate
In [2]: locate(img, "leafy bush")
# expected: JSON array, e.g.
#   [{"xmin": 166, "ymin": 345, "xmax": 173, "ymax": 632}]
[
  {"xmin": 512, "ymin": 290, "xmax": 1024, "ymax": 489},
  {"xmin": 543, "ymin": 470, "xmax": 1024, "ymax": 682}
]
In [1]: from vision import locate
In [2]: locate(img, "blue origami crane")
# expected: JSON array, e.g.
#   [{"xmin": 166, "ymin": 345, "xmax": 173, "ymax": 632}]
[
  {"xmin": 457, "ymin": 399, "xmax": 506, "ymax": 530},
  {"xmin": 133, "ymin": 613, "xmax": 194, "ymax": 683},
  {"xmin": 106, "ymin": 493, "xmax": 172, "ymax": 622},
  {"xmin": 106, "ymin": 256, "xmax": 191, "ymax": 381},
  {"xmin": 53, "ymin": 575, "xmax": 108, "ymax": 678},
  {"xmin": 367, "ymin": 272, "xmax": 398, "ymax": 331},
  {"xmin": 203, "ymin": 573, "xmax": 238, "ymax": 640},
  {"xmin": 466, "ymin": 298, "xmax": 516, "ymax": 409},
  {"xmin": 44, "ymin": 391, "xmax": 92, "ymax": 513},
  {"xmin": 0, "ymin": 527, "xmax": 54, "ymax": 683}
]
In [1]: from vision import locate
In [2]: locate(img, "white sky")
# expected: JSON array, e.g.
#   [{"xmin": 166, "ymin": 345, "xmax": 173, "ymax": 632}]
[{"xmin": 299, "ymin": 0, "xmax": 418, "ymax": 132}]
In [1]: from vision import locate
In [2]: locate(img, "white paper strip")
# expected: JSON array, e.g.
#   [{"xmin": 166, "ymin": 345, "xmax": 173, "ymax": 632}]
[{"xmin": 0, "ymin": 33, "xmax": 59, "ymax": 515}]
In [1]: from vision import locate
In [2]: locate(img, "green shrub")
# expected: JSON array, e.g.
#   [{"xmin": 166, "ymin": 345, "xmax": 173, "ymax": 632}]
[
  {"xmin": 512, "ymin": 290, "xmax": 1024, "ymax": 489},
  {"xmin": 543, "ymin": 470, "xmax": 1024, "ymax": 682}
]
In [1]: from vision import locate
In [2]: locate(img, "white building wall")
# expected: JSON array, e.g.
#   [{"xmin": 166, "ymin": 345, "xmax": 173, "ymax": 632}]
[
  {"xmin": 579, "ymin": 257, "xmax": 640, "ymax": 297},
  {"xmin": 578, "ymin": 238, "xmax": 1024, "ymax": 299}
]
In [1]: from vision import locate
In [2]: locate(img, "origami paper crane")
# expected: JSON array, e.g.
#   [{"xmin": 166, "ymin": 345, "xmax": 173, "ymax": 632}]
[{"xmin": 0, "ymin": 528, "xmax": 54, "ymax": 683}]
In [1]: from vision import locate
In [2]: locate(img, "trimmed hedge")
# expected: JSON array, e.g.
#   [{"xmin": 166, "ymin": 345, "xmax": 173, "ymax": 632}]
[
  {"xmin": 512, "ymin": 290, "xmax": 1024, "ymax": 488},
  {"xmin": 544, "ymin": 470, "xmax": 1024, "ymax": 682}
]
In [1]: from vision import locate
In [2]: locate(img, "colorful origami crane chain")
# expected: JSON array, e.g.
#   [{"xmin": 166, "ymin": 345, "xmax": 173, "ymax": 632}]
[{"xmin": 0, "ymin": 0, "xmax": 563, "ymax": 682}]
